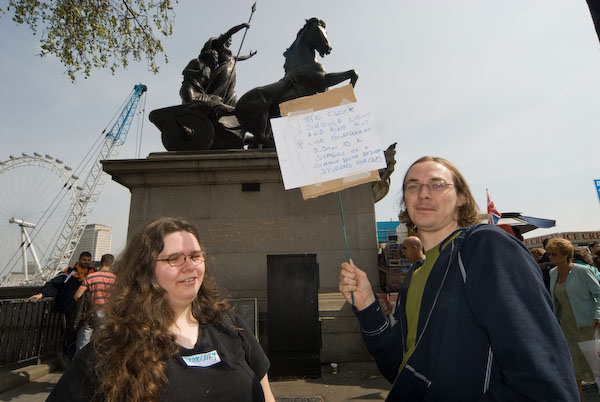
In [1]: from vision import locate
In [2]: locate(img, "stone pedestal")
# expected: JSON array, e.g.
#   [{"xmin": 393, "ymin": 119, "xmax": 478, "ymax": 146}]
[{"xmin": 102, "ymin": 150, "xmax": 380, "ymax": 362}]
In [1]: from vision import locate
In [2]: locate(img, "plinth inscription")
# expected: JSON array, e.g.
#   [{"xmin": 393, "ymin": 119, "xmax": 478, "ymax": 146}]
[{"xmin": 204, "ymin": 218, "xmax": 298, "ymax": 249}]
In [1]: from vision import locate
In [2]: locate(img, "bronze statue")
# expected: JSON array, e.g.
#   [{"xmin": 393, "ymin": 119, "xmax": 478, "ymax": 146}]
[
  {"xmin": 373, "ymin": 143, "xmax": 397, "ymax": 203},
  {"xmin": 150, "ymin": 18, "xmax": 358, "ymax": 151},
  {"xmin": 233, "ymin": 18, "xmax": 358, "ymax": 148},
  {"xmin": 202, "ymin": 23, "xmax": 257, "ymax": 106},
  {"xmin": 179, "ymin": 49, "xmax": 221, "ymax": 104},
  {"xmin": 151, "ymin": 23, "xmax": 258, "ymax": 151}
]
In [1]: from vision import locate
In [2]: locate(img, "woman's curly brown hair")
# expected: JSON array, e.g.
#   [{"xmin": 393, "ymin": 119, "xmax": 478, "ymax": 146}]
[
  {"xmin": 92, "ymin": 217, "xmax": 230, "ymax": 402},
  {"xmin": 399, "ymin": 156, "xmax": 479, "ymax": 232}
]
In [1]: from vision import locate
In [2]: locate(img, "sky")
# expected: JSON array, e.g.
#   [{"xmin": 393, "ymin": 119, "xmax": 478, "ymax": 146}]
[{"xmin": 1, "ymin": 1, "xmax": 599, "ymax": 272}]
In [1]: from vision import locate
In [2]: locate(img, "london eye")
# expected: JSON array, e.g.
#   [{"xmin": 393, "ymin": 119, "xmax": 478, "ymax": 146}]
[
  {"xmin": 0, "ymin": 153, "xmax": 79, "ymax": 282},
  {"xmin": 0, "ymin": 84, "xmax": 147, "ymax": 285}
]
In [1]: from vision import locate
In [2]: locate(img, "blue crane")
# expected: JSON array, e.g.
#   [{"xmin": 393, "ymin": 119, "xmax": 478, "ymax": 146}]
[{"xmin": 45, "ymin": 84, "xmax": 147, "ymax": 277}]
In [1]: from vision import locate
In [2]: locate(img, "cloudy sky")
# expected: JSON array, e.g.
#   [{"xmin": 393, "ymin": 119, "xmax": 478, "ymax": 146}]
[{"xmin": 1, "ymin": 1, "xmax": 599, "ymax": 271}]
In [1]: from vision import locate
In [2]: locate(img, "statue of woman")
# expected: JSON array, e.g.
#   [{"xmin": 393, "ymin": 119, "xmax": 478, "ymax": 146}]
[
  {"xmin": 203, "ymin": 23, "xmax": 257, "ymax": 106},
  {"xmin": 179, "ymin": 49, "xmax": 220, "ymax": 104}
]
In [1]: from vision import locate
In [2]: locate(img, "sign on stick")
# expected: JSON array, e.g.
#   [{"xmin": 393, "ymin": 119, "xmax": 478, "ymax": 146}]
[{"xmin": 272, "ymin": 85, "xmax": 386, "ymax": 199}]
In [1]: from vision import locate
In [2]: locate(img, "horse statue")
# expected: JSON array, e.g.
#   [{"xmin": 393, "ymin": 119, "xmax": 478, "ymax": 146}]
[{"xmin": 232, "ymin": 18, "xmax": 358, "ymax": 148}]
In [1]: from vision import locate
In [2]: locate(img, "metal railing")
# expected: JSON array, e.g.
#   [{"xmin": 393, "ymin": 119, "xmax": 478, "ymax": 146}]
[
  {"xmin": 0, "ymin": 287, "xmax": 256, "ymax": 368},
  {"xmin": 0, "ymin": 290, "xmax": 62, "ymax": 367}
]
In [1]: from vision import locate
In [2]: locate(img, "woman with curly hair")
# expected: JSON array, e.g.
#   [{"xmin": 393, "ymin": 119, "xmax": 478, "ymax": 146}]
[{"xmin": 48, "ymin": 217, "xmax": 275, "ymax": 402}]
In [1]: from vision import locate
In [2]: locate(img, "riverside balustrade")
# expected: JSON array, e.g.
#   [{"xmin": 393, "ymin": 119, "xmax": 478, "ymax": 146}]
[{"xmin": 0, "ymin": 287, "xmax": 62, "ymax": 367}]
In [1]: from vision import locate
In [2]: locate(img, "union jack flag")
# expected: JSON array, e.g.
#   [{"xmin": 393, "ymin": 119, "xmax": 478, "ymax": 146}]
[{"xmin": 487, "ymin": 189, "xmax": 501, "ymax": 225}]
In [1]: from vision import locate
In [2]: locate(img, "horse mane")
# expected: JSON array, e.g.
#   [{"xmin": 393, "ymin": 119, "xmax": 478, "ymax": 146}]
[{"xmin": 283, "ymin": 18, "xmax": 325, "ymax": 58}]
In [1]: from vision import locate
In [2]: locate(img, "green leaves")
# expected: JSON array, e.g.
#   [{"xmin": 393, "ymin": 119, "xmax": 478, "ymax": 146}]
[{"xmin": 2, "ymin": 0, "xmax": 176, "ymax": 81}]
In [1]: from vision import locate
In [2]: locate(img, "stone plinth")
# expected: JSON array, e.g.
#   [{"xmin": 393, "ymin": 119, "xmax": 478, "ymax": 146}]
[{"xmin": 102, "ymin": 150, "xmax": 379, "ymax": 362}]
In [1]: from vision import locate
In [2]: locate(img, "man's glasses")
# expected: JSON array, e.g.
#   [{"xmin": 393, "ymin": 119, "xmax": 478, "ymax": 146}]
[
  {"xmin": 405, "ymin": 180, "xmax": 454, "ymax": 193},
  {"xmin": 157, "ymin": 252, "xmax": 206, "ymax": 267}
]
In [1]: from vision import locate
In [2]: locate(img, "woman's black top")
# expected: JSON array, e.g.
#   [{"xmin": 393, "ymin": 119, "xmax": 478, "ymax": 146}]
[{"xmin": 47, "ymin": 314, "xmax": 270, "ymax": 402}]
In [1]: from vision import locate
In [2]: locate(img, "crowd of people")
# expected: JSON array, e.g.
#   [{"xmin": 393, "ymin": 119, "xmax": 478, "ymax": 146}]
[
  {"xmin": 531, "ymin": 238, "xmax": 600, "ymax": 398},
  {"xmin": 28, "ymin": 155, "xmax": 599, "ymax": 401},
  {"xmin": 29, "ymin": 252, "xmax": 97, "ymax": 362}
]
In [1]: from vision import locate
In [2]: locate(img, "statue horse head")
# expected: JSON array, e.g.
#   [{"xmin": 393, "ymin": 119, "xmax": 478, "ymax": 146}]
[{"xmin": 283, "ymin": 18, "xmax": 331, "ymax": 73}]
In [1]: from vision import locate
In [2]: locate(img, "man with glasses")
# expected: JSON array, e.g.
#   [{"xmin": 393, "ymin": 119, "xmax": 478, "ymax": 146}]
[{"xmin": 339, "ymin": 156, "xmax": 577, "ymax": 401}]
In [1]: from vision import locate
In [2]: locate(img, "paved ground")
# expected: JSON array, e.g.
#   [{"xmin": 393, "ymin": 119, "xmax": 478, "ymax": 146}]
[
  {"xmin": 2, "ymin": 361, "xmax": 600, "ymax": 401},
  {"xmin": 0, "ymin": 372, "xmax": 62, "ymax": 402},
  {"xmin": 0, "ymin": 362, "xmax": 388, "ymax": 402},
  {"xmin": 270, "ymin": 361, "xmax": 390, "ymax": 402}
]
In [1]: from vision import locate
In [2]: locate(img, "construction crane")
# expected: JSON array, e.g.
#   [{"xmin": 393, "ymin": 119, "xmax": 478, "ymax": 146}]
[{"xmin": 42, "ymin": 84, "xmax": 147, "ymax": 278}]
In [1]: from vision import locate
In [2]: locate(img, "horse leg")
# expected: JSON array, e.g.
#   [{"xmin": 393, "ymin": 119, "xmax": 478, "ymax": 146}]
[
  {"xmin": 251, "ymin": 110, "xmax": 275, "ymax": 149},
  {"xmin": 324, "ymin": 70, "xmax": 359, "ymax": 88},
  {"xmin": 237, "ymin": 93, "xmax": 273, "ymax": 149}
]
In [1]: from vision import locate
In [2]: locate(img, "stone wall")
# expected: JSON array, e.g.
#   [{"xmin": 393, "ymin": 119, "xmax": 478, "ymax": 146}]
[{"xmin": 102, "ymin": 150, "xmax": 379, "ymax": 362}]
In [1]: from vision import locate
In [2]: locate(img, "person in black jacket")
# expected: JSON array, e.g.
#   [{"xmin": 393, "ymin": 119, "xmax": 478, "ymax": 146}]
[
  {"xmin": 30, "ymin": 252, "xmax": 94, "ymax": 362},
  {"xmin": 339, "ymin": 156, "xmax": 578, "ymax": 401}
]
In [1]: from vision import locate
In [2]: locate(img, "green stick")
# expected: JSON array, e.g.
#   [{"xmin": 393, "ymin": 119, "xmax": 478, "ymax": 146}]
[{"xmin": 337, "ymin": 191, "xmax": 354, "ymax": 305}]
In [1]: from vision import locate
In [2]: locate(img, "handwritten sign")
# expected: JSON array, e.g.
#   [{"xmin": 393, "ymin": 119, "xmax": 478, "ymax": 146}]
[{"xmin": 271, "ymin": 102, "xmax": 386, "ymax": 190}]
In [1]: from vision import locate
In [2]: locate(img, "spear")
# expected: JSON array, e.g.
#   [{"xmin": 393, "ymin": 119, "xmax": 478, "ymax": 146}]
[{"xmin": 223, "ymin": 2, "xmax": 257, "ymax": 100}]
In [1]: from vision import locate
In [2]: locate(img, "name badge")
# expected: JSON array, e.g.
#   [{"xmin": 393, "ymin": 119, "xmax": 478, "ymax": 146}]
[{"xmin": 181, "ymin": 350, "xmax": 222, "ymax": 367}]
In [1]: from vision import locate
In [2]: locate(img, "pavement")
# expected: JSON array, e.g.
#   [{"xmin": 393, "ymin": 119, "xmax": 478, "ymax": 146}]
[
  {"xmin": 270, "ymin": 361, "xmax": 390, "ymax": 402},
  {"xmin": 0, "ymin": 372, "xmax": 62, "ymax": 402},
  {"xmin": 0, "ymin": 360, "xmax": 60, "ymax": 402},
  {"xmin": 2, "ymin": 360, "xmax": 600, "ymax": 402},
  {"xmin": 0, "ymin": 361, "xmax": 389, "ymax": 402}
]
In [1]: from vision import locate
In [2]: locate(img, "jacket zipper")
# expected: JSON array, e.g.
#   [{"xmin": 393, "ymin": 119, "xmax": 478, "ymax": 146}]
[
  {"xmin": 391, "ymin": 239, "xmax": 457, "ymax": 389},
  {"xmin": 413, "ymin": 240, "xmax": 455, "ymax": 350}
]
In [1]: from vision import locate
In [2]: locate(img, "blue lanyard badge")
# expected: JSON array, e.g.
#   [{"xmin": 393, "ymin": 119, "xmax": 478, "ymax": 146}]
[{"xmin": 181, "ymin": 350, "xmax": 222, "ymax": 367}]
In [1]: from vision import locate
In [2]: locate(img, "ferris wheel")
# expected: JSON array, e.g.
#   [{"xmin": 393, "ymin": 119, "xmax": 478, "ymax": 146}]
[
  {"xmin": 0, "ymin": 84, "xmax": 147, "ymax": 286},
  {"xmin": 0, "ymin": 153, "xmax": 79, "ymax": 283}
]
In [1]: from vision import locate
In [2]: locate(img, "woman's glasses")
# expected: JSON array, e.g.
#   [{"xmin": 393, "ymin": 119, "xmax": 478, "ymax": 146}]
[{"xmin": 157, "ymin": 252, "xmax": 205, "ymax": 267}]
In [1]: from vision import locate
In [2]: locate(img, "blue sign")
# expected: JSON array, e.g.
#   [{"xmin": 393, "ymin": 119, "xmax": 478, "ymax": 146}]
[{"xmin": 595, "ymin": 179, "xmax": 600, "ymax": 202}]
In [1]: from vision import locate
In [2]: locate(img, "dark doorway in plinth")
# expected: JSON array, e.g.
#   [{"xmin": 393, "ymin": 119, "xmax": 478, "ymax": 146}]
[{"xmin": 267, "ymin": 254, "xmax": 320, "ymax": 379}]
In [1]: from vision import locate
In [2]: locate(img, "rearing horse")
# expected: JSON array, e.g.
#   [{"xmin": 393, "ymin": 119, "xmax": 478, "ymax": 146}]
[{"xmin": 233, "ymin": 18, "xmax": 358, "ymax": 148}]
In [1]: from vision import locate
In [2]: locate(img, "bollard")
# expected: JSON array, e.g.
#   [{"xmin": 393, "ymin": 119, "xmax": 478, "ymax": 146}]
[{"xmin": 330, "ymin": 362, "xmax": 338, "ymax": 374}]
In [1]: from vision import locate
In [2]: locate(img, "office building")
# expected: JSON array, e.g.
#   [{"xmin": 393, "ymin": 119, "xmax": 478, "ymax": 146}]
[{"xmin": 69, "ymin": 224, "xmax": 112, "ymax": 265}]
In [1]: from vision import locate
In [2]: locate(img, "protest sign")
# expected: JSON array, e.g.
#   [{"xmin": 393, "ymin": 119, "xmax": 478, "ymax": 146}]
[
  {"xmin": 273, "ymin": 85, "xmax": 384, "ymax": 305},
  {"xmin": 273, "ymin": 85, "xmax": 386, "ymax": 199}
]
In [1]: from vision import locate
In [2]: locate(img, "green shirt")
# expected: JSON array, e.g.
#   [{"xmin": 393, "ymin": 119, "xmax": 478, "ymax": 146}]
[
  {"xmin": 400, "ymin": 233, "xmax": 460, "ymax": 370},
  {"xmin": 400, "ymin": 246, "xmax": 440, "ymax": 370}
]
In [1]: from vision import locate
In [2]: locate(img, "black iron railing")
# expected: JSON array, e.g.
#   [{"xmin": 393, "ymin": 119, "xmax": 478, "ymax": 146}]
[
  {"xmin": 0, "ymin": 287, "xmax": 257, "ymax": 368},
  {"xmin": 0, "ymin": 288, "xmax": 62, "ymax": 367}
]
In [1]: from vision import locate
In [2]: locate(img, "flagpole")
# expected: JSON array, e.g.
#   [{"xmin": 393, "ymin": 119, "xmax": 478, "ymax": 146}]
[{"xmin": 486, "ymin": 188, "xmax": 491, "ymax": 225}]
